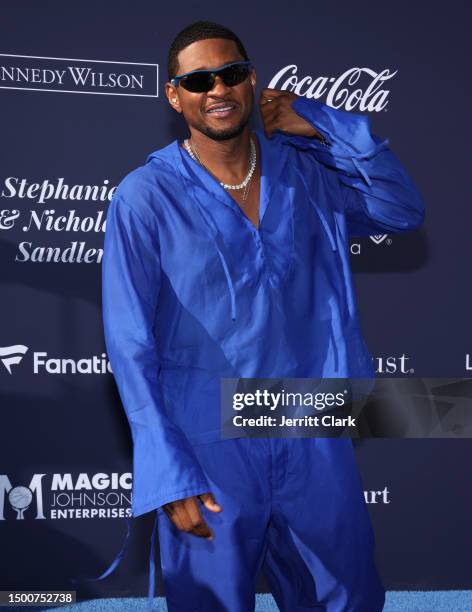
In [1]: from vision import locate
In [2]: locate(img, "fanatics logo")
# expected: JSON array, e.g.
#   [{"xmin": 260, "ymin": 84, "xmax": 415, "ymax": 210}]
[
  {"xmin": 0, "ymin": 344, "xmax": 28, "ymax": 374},
  {"xmin": 0, "ymin": 345, "xmax": 112, "ymax": 375}
]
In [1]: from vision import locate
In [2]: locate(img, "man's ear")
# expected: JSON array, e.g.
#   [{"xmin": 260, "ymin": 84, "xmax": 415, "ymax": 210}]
[
  {"xmin": 250, "ymin": 68, "xmax": 257, "ymax": 89},
  {"xmin": 165, "ymin": 82, "xmax": 182, "ymax": 114}
]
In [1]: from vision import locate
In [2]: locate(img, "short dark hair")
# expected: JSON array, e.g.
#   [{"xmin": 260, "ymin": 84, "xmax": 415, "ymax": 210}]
[{"xmin": 167, "ymin": 20, "xmax": 249, "ymax": 81}]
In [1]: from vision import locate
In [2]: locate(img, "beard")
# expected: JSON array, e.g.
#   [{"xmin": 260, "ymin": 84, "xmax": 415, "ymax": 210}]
[
  {"xmin": 189, "ymin": 102, "xmax": 252, "ymax": 141},
  {"xmin": 197, "ymin": 116, "xmax": 249, "ymax": 141}
]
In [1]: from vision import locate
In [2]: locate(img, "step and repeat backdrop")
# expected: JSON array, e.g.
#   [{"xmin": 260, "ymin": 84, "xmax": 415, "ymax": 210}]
[{"xmin": 1, "ymin": 0, "xmax": 470, "ymax": 600}]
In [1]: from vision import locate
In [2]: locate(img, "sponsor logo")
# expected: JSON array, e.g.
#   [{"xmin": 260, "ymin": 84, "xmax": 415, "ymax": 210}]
[
  {"xmin": 364, "ymin": 487, "xmax": 391, "ymax": 504},
  {"xmin": 0, "ymin": 473, "xmax": 132, "ymax": 520},
  {"xmin": 466, "ymin": 354, "xmax": 471, "ymax": 371},
  {"xmin": 373, "ymin": 354, "xmax": 414, "ymax": 375},
  {"xmin": 268, "ymin": 66, "xmax": 397, "ymax": 112},
  {"xmin": 0, "ymin": 54, "xmax": 158, "ymax": 97},
  {"xmin": 1, "ymin": 177, "xmax": 116, "ymax": 205},
  {"xmin": 349, "ymin": 235, "xmax": 392, "ymax": 256},
  {"xmin": 369, "ymin": 234, "xmax": 388, "ymax": 245},
  {"xmin": 0, "ymin": 177, "xmax": 114, "ymax": 263},
  {"xmin": 0, "ymin": 344, "xmax": 28, "ymax": 374},
  {"xmin": 0, "ymin": 346, "xmax": 112, "ymax": 374},
  {"xmin": 350, "ymin": 242, "xmax": 361, "ymax": 256},
  {"xmin": 14, "ymin": 241, "xmax": 103, "ymax": 263}
]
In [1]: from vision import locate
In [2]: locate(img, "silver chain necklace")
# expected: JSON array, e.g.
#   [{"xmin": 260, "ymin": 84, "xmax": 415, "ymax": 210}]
[{"xmin": 183, "ymin": 136, "xmax": 256, "ymax": 202}]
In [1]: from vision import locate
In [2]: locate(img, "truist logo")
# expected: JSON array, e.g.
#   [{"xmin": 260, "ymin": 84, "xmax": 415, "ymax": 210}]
[
  {"xmin": 268, "ymin": 66, "xmax": 397, "ymax": 112},
  {"xmin": 0, "ymin": 344, "xmax": 28, "ymax": 374},
  {"xmin": 373, "ymin": 353, "xmax": 415, "ymax": 375},
  {"xmin": 0, "ymin": 54, "xmax": 158, "ymax": 97}
]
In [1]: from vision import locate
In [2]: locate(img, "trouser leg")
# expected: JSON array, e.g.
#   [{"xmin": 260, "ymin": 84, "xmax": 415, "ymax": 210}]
[
  {"xmin": 157, "ymin": 437, "xmax": 271, "ymax": 612},
  {"xmin": 263, "ymin": 438, "xmax": 385, "ymax": 612}
]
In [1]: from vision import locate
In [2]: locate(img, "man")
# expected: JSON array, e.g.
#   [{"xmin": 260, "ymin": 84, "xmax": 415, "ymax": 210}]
[{"xmin": 98, "ymin": 20, "xmax": 424, "ymax": 612}]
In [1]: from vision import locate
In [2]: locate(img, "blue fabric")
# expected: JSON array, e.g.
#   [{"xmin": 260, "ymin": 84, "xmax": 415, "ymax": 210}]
[
  {"xmin": 85, "ymin": 96, "xmax": 424, "ymax": 607},
  {"xmin": 157, "ymin": 436, "xmax": 386, "ymax": 612}
]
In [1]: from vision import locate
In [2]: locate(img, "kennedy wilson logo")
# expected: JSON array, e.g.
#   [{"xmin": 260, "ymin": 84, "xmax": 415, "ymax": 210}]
[{"xmin": 0, "ymin": 54, "xmax": 158, "ymax": 97}]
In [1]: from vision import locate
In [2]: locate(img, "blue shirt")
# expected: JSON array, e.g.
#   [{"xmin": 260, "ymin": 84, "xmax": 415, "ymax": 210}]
[{"xmin": 102, "ymin": 95, "xmax": 425, "ymax": 518}]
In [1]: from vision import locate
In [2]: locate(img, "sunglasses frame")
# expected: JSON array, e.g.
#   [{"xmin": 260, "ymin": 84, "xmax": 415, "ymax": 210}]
[{"xmin": 170, "ymin": 60, "xmax": 254, "ymax": 92}]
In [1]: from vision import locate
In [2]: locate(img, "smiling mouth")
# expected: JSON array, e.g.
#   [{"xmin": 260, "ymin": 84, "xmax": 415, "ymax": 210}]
[{"xmin": 205, "ymin": 104, "xmax": 237, "ymax": 118}]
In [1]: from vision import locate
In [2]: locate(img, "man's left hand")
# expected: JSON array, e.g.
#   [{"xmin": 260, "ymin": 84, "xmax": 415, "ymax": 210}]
[{"xmin": 259, "ymin": 88, "xmax": 321, "ymax": 140}]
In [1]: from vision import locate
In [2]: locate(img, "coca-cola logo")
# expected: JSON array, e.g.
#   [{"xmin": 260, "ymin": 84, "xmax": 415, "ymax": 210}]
[{"xmin": 268, "ymin": 66, "xmax": 397, "ymax": 112}]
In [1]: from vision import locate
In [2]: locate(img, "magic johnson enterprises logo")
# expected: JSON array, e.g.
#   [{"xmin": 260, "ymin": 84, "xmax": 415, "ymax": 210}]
[
  {"xmin": 0, "ymin": 176, "xmax": 115, "ymax": 263},
  {"xmin": 268, "ymin": 65, "xmax": 397, "ymax": 112},
  {"xmin": 0, "ymin": 54, "xmax": 158, "ymax": 97},
  {"xmin": 0, "ymin": 473, "xmax": 132, "ymax": 520},
  {"xmin": 0, "ymin": 345, "xmax": 112, "ymax": 375}
]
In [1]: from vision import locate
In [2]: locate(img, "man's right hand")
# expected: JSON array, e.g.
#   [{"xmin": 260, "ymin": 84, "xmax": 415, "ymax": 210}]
[{"xmin": 162, "ymin": 492, "xmax": 222, "ymax": 539}]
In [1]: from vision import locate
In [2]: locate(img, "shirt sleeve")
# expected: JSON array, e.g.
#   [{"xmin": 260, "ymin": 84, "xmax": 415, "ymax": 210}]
[
  {"xmin": 278, "ymin": 95, "xmax": 425, "ymax": 237},
  {"xmin": 102, "ymin": 192, "xmax": 210, "ymax": 517}
]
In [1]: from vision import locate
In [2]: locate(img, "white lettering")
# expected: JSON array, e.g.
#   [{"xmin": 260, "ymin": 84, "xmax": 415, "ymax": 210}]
[{"xmin": 268, "ymin": 65, "xmax": 397, "ymax": 112}]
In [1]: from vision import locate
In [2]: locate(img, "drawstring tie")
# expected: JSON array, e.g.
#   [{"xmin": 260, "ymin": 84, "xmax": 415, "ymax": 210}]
[
  {"xmin": 70, "ymin": 510, "xmax": 160, "ymax": 610},
  {"xmin": 347, "ymin": 137, "xmax": 390, "ymax": 187},
  {"xmin": 303, "ymin": 128, "xmax": 390, "ymax": 188},
  {"xmin": 190, "ymin": 184, "xmax": 237, "ymax": 322},
  {"xmin": 294, "ymin": 134, "xmax": 390, "ymax": 248},
  {"xmin": 294, "ymin": 165, "xmax": 337, "ymax": 252},
  {"xmin": 215, "ymin": 246, "xmax": 237, "ymax": 321},
  {"xmin": 147, "ymin": 509, "xmax": 159, "ymax": 609}
]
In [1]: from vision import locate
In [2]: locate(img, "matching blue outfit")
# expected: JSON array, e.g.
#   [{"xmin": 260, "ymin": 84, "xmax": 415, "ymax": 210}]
[{"xmin": 94, "ymin": 96, "xmax": 424, "ymax": 610}]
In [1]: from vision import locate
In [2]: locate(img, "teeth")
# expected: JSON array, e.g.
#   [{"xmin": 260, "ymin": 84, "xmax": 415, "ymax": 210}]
[{"xmin": 208, "ymin": 106, "xmax": 234, "ymax": 113}]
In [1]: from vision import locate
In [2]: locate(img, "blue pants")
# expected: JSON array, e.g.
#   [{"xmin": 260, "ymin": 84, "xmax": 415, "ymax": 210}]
[{"xmin": 157, "ymin": 437, "xmax": 386, "ymax": 612}]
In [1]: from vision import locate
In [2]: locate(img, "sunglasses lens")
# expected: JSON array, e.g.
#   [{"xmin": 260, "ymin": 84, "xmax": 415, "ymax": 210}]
[
  {"xmin": 180, "ymin": 63, "xmax": 251, "ymax": 93},
  {"xmin": 220, "ymin": 64, "xmax": 250, "ymax": 87},
  {"xmin": 180, "ymin": 73, "xmax": 214, "ymax": 93}
]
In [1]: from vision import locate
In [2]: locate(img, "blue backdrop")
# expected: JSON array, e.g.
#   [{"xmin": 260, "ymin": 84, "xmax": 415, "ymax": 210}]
[{"xmin": 1, "ymin": 0, "xmax": 470, "ymax": 599}]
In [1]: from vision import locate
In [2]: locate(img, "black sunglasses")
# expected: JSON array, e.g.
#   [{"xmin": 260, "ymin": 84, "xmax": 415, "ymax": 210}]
[{"xmin": 171, "ymin": 60, "xmax": 253, "ymax": 93}]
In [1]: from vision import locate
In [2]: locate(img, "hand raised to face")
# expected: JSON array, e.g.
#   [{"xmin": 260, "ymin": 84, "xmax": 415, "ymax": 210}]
[{"xmin": 259, "ymin": 88, "xmax": 320, "ymax": 140}]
